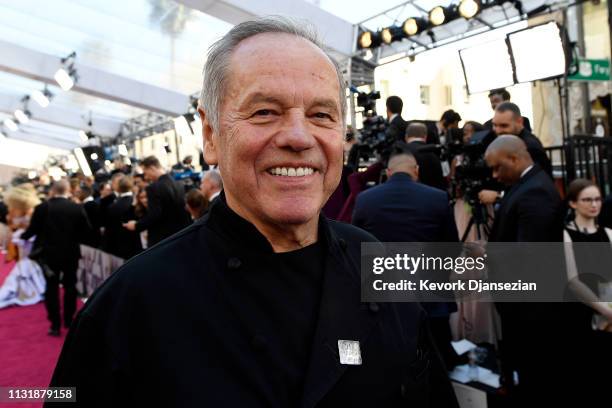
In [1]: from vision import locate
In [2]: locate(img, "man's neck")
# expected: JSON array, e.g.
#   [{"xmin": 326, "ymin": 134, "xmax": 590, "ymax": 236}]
[
  {"xmin": 407, "ymin": 138, "xmax": 425, "ymax": 144},
  {"xmin": 225, "ymin": 193, "xmax": 319, "ymax": 253}
]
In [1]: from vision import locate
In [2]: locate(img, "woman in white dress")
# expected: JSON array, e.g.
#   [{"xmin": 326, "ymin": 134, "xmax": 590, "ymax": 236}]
[{"xmin": 0, "ymin": 184, "xmax": 46, "ymax": 309}]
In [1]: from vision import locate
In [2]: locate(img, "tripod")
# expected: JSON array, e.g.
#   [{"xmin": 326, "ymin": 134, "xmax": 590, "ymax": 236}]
[{"xmin": 461, "ymin": 200, "xmax": 492, "ymax": 242}]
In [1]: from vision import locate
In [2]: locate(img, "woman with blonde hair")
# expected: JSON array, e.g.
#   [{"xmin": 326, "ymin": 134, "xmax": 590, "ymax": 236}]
[{"xmin": 0, "ymin": 183, "xmax": 46, "ymax": 309}]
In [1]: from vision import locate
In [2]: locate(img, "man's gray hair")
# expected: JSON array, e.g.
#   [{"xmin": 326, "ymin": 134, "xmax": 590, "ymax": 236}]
[
  {"xmin": 203, "ymin": 169, "xmax": 223, "ymax": 190},
  {"xmin": 200, "ymin": 16, "xmax": 347, "ymax": 133}
]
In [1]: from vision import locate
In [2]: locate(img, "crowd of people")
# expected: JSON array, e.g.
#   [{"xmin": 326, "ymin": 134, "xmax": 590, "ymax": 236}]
[{"xmin": 0, "ymin": 15, "xmax": 611, "ymax": 408}]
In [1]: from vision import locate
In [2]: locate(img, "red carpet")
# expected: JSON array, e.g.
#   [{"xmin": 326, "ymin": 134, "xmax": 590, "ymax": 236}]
[{"xmin": 0, "ymin": 254, "xmax": 83, "ymax": 408}]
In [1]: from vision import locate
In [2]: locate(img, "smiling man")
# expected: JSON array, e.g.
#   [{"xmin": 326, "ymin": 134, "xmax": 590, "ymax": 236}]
[{"xmin": 46, "ymin": 17, "xmax": 457, "ymax": 408}]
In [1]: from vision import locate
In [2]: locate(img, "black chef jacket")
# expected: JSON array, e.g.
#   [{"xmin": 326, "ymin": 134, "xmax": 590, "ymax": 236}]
[{"xmin": 46, "ymin": 194, "xmax": 458, "ymax": 407}]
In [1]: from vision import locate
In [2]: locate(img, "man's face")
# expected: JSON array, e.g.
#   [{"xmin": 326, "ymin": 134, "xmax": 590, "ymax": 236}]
[
  {"xmin": 489, "ymin": 94, "xmax": 504, "ymax": 111},
  {"xmin": 200, "ymin": 33, "xmax": 344, "ymax": 227},
  {"xmin": 485, "ymin": 150, "xmax": 521, "ymax": 186},
  {"xmin": 142, "ymin": 167, "xmax": 156, "ymax": 182},
  {"xmin": 199, "ymin": 176, "xmax": 212, "ymax": 199},
  {"xmin": 492, "ymin": 111, "xmax": 523, "ymax": 136}
]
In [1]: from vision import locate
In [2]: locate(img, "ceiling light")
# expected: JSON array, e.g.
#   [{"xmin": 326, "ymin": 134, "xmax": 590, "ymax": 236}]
[
  {"xmin": 3, "ymin": 118, "xmax": 18, "ymax": 132},
  {"xmin": 358, "ymin": 31, "xmax": 382, "ymax": 49},
  {"xmin": 14, "ymin": 109, "xmax": 30, "ymax": 124},
  {"xmin": 90, "ymin": 153, "xmax": 98, "ymax": 160},
  {"xmin": 54, "ymin": 68, "xmax": 75, "ymax": 91},
  {"xmin": 381, "ymin": 26, "xmax": 404, "ymax": 45},
  {"xmin": 32, "ymin": 88, "xmax": 53, "ymax": 108},
  {"xmin": 459, "ymin": 0, "xmax": 481, "ymax": 19},
  {"xmin": 79, "ymin": 130, "xmax": 88, "ymax": 143}
]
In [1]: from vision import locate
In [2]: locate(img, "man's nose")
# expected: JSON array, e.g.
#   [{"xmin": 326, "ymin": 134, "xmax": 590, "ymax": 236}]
[{"xmin": 275, "ymin": 111, "xmax": 315, "ymax": 152}]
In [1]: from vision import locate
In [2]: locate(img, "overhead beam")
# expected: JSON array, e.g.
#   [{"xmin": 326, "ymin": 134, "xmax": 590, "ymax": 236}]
[
  {"xmin": 0, "ymin": 94, "xmax": 122, "ymax": 137},
  {"xmin": 175, "ymin": 0, "xmax": 354, "ymax": 56},
  {"xmin": 3, "ymin": 130, "xmax": 77, "ymax": 151},
  {"xmin": 0, "ymin": 39, "xmax": 191, "ymax": 117}
]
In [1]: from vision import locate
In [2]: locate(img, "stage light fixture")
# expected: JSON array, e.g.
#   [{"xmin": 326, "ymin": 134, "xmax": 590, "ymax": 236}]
[
  {"xmin": 90, "ymin": 153, "xmax": 98, "ymax": 160},
  {"xmin": 55, "ymin": 51, "xmax": 78, "ymax": 91},
  {"xmin": 403, "ymin": 17, "xmax": 427, "ymax": 36},
  {"xmin": 78, "ymin": 130, "xmax": 88, "ymax": 143},
  {"xmin": 358, "ymin": 30, "xmax": 381, "ymax": 49},
  {"xmin": 74, "ymin": 147, "xmax": 93, "ymax": 177},
  {"xmin": 3, "ymin": 118, "xmax": 18, "ymax": 132},
  {"xmin": 459, "ymin": 0, "xmax": 481, "ymax": 19},
  {"xmin": 429, "ymin": 5, "xmax": 458, "ymax": 26},
  {"xmin": 32, "ymin": 87, "xmax": 53, "ymax": 108},
  {"xmin": 14, "ymin": 109, "xmax": 31, "ymax": 124},
  {"xmin": 381, "ymin": 26, "xmax": 404, "ymax": 44}
]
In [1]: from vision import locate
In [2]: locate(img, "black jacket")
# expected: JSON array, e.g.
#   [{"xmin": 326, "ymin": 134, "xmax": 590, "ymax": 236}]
[
  {"xmin": 22, "ymin": 197, "xmax": 91, "ymax": 266},
  {"xmin": 135, "ymin": 174, "xmax": 190, "ymax": 246},
  {"xmin": 385, "ymin": 115, "xmax": 407, "ymax": 143},
  {"xmin": 47, "ymin": 196, "xmax": 458, "ymax": 408},
  {"xmin": 404, "ymin": 141, "xmax": 447, "ymax": 191},
  {"xmin": 484, "ymin": 116, "xmax": 532, "ymax": 133},
  {"xmin": 101, "ymin": 195, "xmax": 142, "ymax": 260},
  {"xmin": 516, "ymin": 128, "xmax": 552, "ymax": 177},
  {"xmin": 600, "ymin": 194, "xmax": 612, "ymax": 229},
  {"xmin": 82, "ymin": 199, "xmax": 102, "ymax": 247},
  {"xmin": 488, "ymin": 165, "xmax": 563, "ymax": 243}
]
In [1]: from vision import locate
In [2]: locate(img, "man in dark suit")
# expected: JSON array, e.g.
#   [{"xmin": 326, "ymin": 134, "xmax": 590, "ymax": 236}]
[
  {"xmin": 384, "ymin": 95, "xmax": 407, "ymax": 143},
  {"xmin": 478, "ymin": 102, "xmax": 553, "ymax": 206},
  {"xmin": 485, "ymin": 135, "xmax": 564, "ymax": 405},
  {"xmin": 483, "ymin": 88, "xmax": 532, "ymax": 132},
  {"xmin": 123, "ymin": 156, "xmax": 190, "ymax": 246},
  {"xmin": 353, "ymin": 151, "xmax": 459, "ymax": 368},
  {"xmin": 78, "ymin": 184, "xmax": 101, "ymax": 247},
  {"xmin": 22, "ymin": 180, "xmax": 91, "ymax": 336},
  {"xmin": 101, "ymin": 176, "xmax": 142, "ymax": 260},
  {"xmin": 47, "ymin": 19, "xmax": 457, "ymax": 407},
  {"xmin": 403, "ymin": 122, "xmax": 447, "ymax": 191}
]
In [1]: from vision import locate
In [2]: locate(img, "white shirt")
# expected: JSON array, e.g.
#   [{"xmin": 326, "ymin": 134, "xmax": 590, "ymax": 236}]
[
  {"xmin": 82, "ymin": 196, "xmax": 94, "ymax": 203},
  {"xmin": 118, "ymin": 192, "xmax": 133, "ymax": 198},
  {"xmin": 389, "ymin": 113, "xmax": 398, "ymax": 123},
  {"xmin": 520, "ymin": 165, "xmax": 534, "ymax": 179},
  {"xmin": 209, "ymin": 190, "xmax": 221, "ymax": 201}
]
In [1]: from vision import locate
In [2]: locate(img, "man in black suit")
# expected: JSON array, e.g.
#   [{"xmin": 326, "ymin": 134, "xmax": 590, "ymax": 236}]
[
  {"xmin": 22, "ymin": 180, "xmax": 91, "ymax": 336},
  {"xmin": 384, "ymin": 95, "xmax": 407, "ymax": 143},
  {"xmin": 478, "ymin": 102, "xmax": 552, "ymax": 206},
  {"xmin": 47, "ymin": 18, "xmax": 457, "ymax": 407},
  {"xmin": 101, "ymin": 176, "xmax": 142, "ymax": 260},
  {"xmin": 403, "ymin": 122, "xmax": 447, "ymax": 191},
  {"xmin": 353, "ymin": 151, "xmax": 459, "ymax": 368},
  {"xmin": 483, "ymin": 88, "xmax": 532, "ymax": 132},
  {"xmin": 485, "ymin": 135, "xmax": 564, "ymax": 405},
  {"xmin": 123, "ymin": 156, "xmax": 190, "ymax": 246},
  {"xmin": 78, "ymin": 184, "xmax": 101, "ymax": 247}
]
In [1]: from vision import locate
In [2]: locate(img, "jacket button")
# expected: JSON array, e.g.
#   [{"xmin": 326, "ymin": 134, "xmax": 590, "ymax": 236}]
[
  {"xmin": 338, "ymin": 238, "xmax": 347, "ymax": 251},
  {"xmin": 227, "ymin": 257, "xmax": 242, "ymax": 270},
  {"xmin": 369, "ymin": 302, "xmax": 380, "ymax": 313},
  {"xmin": 251, "ymin": 334, "xmax": 267, "ymax": 351}
]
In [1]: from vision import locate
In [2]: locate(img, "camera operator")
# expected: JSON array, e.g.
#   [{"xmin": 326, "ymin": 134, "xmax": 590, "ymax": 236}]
[
  {"xmin": 427, "ymin": 109, "xmax": 462, "ymax": 146},
  {"xmin": 384, "ymin": 96, "xmax": 407, "ymax": 143},
  {"xmin": 403, "ymin": 122, "xmax": 446, "ymax": 191},
  {"xmin": 483, "ymin": 88, "xmax": 531, "ymax": 132},
  {"xmin": 478, "ymin": 102, "xmax": 552, "ymax": 205}
]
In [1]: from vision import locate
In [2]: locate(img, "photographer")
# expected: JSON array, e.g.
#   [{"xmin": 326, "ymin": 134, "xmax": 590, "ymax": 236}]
[
  {"xmin": 483, "ymin": 88, "xmax": 531, "ymax": 132},
  {"xmin": 478, "ymin": 102, "xmax": 552, "ymax": 205},
  {"xmin": 384, "ymin": 96, "xmax": 407, "ymax": 143}
]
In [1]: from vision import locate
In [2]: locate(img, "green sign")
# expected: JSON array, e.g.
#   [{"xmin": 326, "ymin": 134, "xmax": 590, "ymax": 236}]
[{"xmin": 569, "ymin": 58, "xmax": 610, "ymax": 81}]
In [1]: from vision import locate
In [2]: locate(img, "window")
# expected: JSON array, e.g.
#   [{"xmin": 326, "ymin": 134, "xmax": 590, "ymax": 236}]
[{"xmin": 419, "ymin": 85, "xmax": 430, "ymax": 105}]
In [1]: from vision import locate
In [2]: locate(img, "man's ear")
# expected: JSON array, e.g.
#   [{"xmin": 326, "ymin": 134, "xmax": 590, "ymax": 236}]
[{"xmin": 198, "ymin": 107, "xmax": 218, "ymax": 166}]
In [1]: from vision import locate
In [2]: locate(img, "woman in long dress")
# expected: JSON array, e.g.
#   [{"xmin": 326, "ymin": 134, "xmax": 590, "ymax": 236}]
[{"xmin": 0, "ymin": 184, "xmax": 46, "ymax": 309}]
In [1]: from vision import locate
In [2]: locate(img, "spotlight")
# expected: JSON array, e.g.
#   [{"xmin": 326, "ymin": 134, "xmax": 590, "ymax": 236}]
[
  {"xmin": 459, "ymin": 0, "xmax": 481, "ymax": 19},
  {"xmin": 403, "ymin": 17, "xmax": 427, "ymax": 36},
  {"xmin": 55, "ymin": 51, "xmax": 78, "ymax": 91},
  {"xmin": 90, "ymin": 153, "xmax": 98, "ymax": 160},
  {"xmin": 78, "ymin": 130, "xmax": 88, "ymax": 142},
  {"xmin": 14, "ymin": 109, "xmax": 31, "ymax": 124},
  {"xmin": 3, "ymin": 118, "xmax": 18, "ymax": 132},
  {"xmin": 32, "ymin": 87, "xmax": 53, "ymax": 108},
  {"xmin": 381, "ymin": 26, "xmax": 404, "ymax": 44},
  {"xmin": 429, "ymin": 6, "xmax": 457, "ymax": 26},
  {"xmin": 54, "ymin": 68, "xmax": 75, "ymax": 91},
  {"xmin": 358, "ymin": 30, "xmax": 381, "ymax": 49}
]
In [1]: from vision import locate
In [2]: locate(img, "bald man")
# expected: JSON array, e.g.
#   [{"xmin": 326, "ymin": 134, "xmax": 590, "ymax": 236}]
[
  {"xmin": 352, "ymin": 151, "xmax": 460, "ymax": 368},
  {"xmin": 485, "ymin": 135, "xmax": 564, "ymax": 404}
]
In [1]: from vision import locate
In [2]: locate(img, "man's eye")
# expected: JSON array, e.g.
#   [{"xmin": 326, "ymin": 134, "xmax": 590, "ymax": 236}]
[
  {"xmin": 254, "ymin": 109, "xmax": 273, "ymax": 116},
  {"xmin": 314, "ymin": 112, "xmax": 332, "ymax": 120}
]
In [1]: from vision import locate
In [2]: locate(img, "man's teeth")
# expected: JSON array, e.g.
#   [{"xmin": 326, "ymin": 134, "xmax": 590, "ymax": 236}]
[{"xmin": 268, "ymin": 167, "xmax": 315, "ymax": 177}]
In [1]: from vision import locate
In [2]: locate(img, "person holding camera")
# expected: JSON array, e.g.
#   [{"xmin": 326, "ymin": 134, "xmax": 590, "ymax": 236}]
[{"xmin": 478, "ymin": 102, "xmax": 552, "ymax": 206}]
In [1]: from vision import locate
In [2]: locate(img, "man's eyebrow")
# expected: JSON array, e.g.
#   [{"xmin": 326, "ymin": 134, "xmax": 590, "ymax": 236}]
[
  {"xmin": 238, "ymin": 93, "xmax": 284, "ymax": 110},
  {"xmin": 310, "ymin": 98, "xmax": 340, "ymax": 114}
]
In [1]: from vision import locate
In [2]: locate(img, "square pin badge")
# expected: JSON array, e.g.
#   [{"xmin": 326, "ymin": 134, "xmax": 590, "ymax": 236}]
[{"xmin": 338, "ymin": 340, "xmax": 362, "ymax": 365}]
